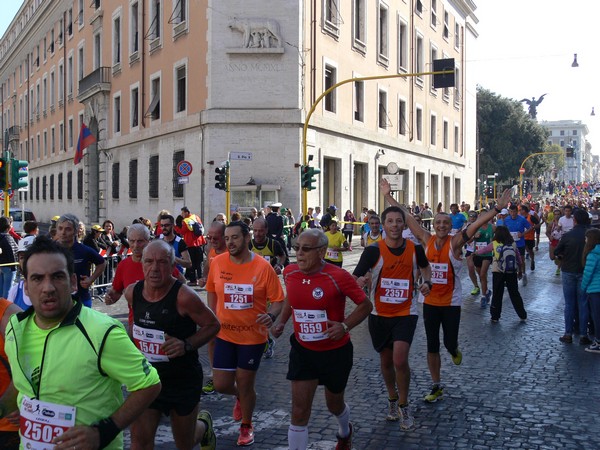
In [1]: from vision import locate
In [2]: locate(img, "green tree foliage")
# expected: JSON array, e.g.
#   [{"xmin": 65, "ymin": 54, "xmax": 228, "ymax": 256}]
[{"xmin": 477, "ymin": 87, "xmax": 550, "ymax": 182}]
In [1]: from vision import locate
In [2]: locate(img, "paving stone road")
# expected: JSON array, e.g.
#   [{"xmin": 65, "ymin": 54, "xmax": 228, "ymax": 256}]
[{"xmin": 95, "ymin": 236, "xmax": 600, "ymax": 449}]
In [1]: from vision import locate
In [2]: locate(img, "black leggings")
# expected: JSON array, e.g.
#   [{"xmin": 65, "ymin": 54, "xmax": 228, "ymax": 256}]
[{"xmin": 423, "ymin": 304, "xmax": 461, "ymax": 354}]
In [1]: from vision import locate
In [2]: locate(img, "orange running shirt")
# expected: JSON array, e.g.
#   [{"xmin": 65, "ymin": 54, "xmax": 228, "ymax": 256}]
[{"xmin": 206, "ymin": 252, "xmax": 284, "ymax": 345}]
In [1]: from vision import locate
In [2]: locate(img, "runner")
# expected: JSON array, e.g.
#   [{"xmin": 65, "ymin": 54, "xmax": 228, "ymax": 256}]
[
  {"xmin": 520, "ymin": 204, "xmax": 539, "ymax": 271},
  {"xmin": 472, "ymin": 211, "xmax": 495, "ymax": 308},
  {"xmin": 381, "ymin": 179, "xmax": 511, "ymax": 403},
  {"xmin": 361, "ymin": 214, "xmax": 384, "ymax": 247},
  {"xmin": 324, "ymin": 220, "xmax": 349, "ymax": 267},
  {"xmin": 464, "ymin": 211, "xmax": 481, "ymax": 296},
  {"xmin": 272, "ymin": 229, "xmax": 371, "ymax": 450},
  {"xmin": 502, "ymin": 205, "xmax": 531, "ymax": 285},
  {"xmin": 125, "ymin": 240, "xmax": 221, "ymax": 450},
  {"xmin": 353, "ymin": 206, "xmax": 432, "ymax": 429},
  {"xmin": 206, "ymin": 221, "xmax": 285, "ymax": 446}
]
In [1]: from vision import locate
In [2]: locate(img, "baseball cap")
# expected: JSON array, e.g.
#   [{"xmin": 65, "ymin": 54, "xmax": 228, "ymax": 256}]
[
  {"xmin": 500, "ymin": 208, "xmax": 509, "ymax": 215},
  {"xmin": 51, "ymin": 215, "xmax": 60, "ymax": 222},
  {"xmin": 329, "ymin": 205, "xmax": 337, "ymax": 210},
  {"xmin": 271, "ymin": 202, "xmax": 282, "ymax": 208},
  {"xmin": 17, "ymin": 235, "xmax": 35, "ymax": 253},
  {"xmin": 91, "ymin": 224, "xmax": 105, "ymax": 232}
]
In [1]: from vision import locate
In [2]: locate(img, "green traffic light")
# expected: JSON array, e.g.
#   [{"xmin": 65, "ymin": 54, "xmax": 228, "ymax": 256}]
[{"xmin": 11, "ymin": 159, "xmax": 28, "ymax": 190}]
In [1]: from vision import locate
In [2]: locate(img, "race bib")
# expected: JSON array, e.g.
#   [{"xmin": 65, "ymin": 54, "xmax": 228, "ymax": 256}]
[
  {"xmin": 475, "ymin": 242, "xmax": 488, "ymax": 251},
  {"xmin": 379, "ymin": 278, "xmax": 410, "ymax": 304},
  {"xmin": 20, "ymin": 396, "xmax": 76, "ymax": 450},
  {"xmin": 132, "ymin": 324, "xmax": 168, "ymax": 362},
  {"xmin": 450, "ymin": 228, "xmax": 459, "ymax": 236},
  {"xmin": 224, "ymin": 283, "xmax": 254, "ymax": 310},
  {"xmin": 326, "ymin": 249, "xmax": 339, "ymax": 260},
  {"xmin": 431, "ymin": 263, "xmax": 449, "ymax": 285},
  {"xmin": 465, "ymin": 242, "xmax": 475, "ymax": 252},
  {"xmin": 293, "ymin": 309, "xmax": 328, "ymax": 342},
  {"xmin": 510, "ymin": 232, "xmax": 519, "ymax": 240}
]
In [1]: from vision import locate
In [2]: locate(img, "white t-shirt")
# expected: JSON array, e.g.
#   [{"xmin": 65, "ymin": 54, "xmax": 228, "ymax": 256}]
[{"xmin": 558, "ymin": 216, "xmax": 574, "ymax": 233}]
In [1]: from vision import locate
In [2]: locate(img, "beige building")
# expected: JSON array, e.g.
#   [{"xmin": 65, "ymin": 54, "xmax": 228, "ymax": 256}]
[
  {"xmin": 0, "ymin": 0, "xmax": 478, "ymax": 226},
  {"xmin": 542, "ymin": 120, "xmax": 592, "ymax": 184}
]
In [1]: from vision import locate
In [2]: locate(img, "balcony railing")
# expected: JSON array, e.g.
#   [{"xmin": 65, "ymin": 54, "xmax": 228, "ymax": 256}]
[{"xmin": 77, "ymin": 67, "xmax": 111, "ymax": 102}]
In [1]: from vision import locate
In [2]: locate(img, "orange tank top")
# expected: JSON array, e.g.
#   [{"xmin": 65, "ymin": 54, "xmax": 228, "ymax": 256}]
[{"xmin": 424, "ymin": 236, "xmax": 455, "ymax": 306}]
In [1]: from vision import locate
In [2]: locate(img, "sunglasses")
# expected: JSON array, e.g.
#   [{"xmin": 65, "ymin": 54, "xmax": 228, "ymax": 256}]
[{"xmin": 292, "ymin": 245, "xmax": 324, "ymax": 252}]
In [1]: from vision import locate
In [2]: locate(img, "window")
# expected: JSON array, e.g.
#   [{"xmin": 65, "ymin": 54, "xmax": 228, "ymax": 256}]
[
  {"xmin": 59, "ymin": 122, "xmax": 64, "ymax": 151},
  {"xmin": 78, "ymin": 47, "xmax": 84, "ymax": 81},
  {"xmin": 559, "ymin": 130, "xmax": 565, "ymax": 136},
  {"xmin": 50, "ymin": 29, "xmax": 55, "ymax": 53},
  {"xmin": 149, "ymin": 155, "xmax": 159, "ymax": 198},
  {"xmin": 443, "ymin": 11, "xmax": 449, "ymax": 39},
  {"xmin": 352, "ymin": 0, "xmax": 366, "ymax": 52},
  {"xmin": 454, "ymin": 66, "xmax": 460, "ymax": 106},
  {"xmin": 416, "ymin": 107, "xmax": 423, "ymax": 141},
  {"xmin": 112, "ymin": 162, "xmax": 120, "ymax": 199},
  {"xmin": 113, "ymin": 95, "xmax": 121, "ymax": 133},
  {"xmin": 43, "ymin": 37, "xmax": 47, "ymax": 62},
  {"xmin": 454, "ymin": 125, "xmax": 459, "ymax": 153},
  {"xmin": 58, "ymin": 172, "xmax": 63, "ymax": 200},
  {"xmin": 354, "ymin": 80, "xmax": 364, "ymax": 122},
  {"xmin": 43, "ymin": 130, "xmax": 48, "ymax": 156},
  {"xmin": 36, "ymin": 177, "xmax": 40, "ymax": 201},
  {"xmin": 51, "ymin": 126, "xmax": 55, "ymax": 154},
  {"xmin": 173, "ymin": 151, "xmax": 184, "ymax": 197},
  {"xmin": 430, "ymin": 44, "xmax": 438, "ymax": 93},
  {"xmin": 129, "ymin": 159, "xmax": 138, "ymax": 199},
  {"xmin": 416, "ymin": 34, "xmax": 424, "ymax": 85},
  {"xmin": 148, "ymin": 76, "xmax": 160, "ymax": 120},
  {"xmin": 77, "ymin": 169, "xmax": 83, "ymax": 199},
  {"xmin": 173, "ymin": 0, "xmax": 187, "ymax": 23},
  {"xmin": 430, "ymin": 0, "xmax": 437, "ymax": 28},
  {"xmin": 37, "ymin": 135, "xmax": 40, "ymax": 159},
  {"xmin": 573, "ymin": 130, "xmax": 578, "ymax": 135},
  {"xmin": 398, "ymin": 18, "xmax": 408, "ymax": 72},
  {"xmin": 131, "ymin": 86, "xmax": 139, "ymax": 127},
  {"xmin": 150, "ymin": 0, "xmax": 161, "ymax": 39},
  {"xmin": 42, "ymin": 175, "xmax": 47, "ymax": 200},
  {"xmin": 559, "ymin": 140, "xmax": 565, "ymax": 147},
  {"xmin": 113, "ymin": 16, "xmax": 121, "ymax": 65},
  {"xmin": 378, "ymin": 89, "xmax": 388, "ymax": 129},
  {"xmin": 50, "ymin": 174, "xmax": 54, "ymax": 200},
  {"xmin": 68, "ymin": 8, "xmax": 73, "ymax": 36},
  {"xmin": 42, "ymin": 77, "xmax": 47, "ymax": 112},
  {"xmin": 324, "ymin": 64, "xmax": 336, "ymax": 113},
  {"xmin": 94, "ymin": 33, "xmax": 101, "ymax": 69},
  {"xmin": 443, "ymin": 120, "xmax": 449, "ymax": 149},
  {"xmin": 572, "ymin": 139, "xmax": 577, "ymax": 148},
  {"xmin": 67, "ymin": 171, "xmax": 72, "ymax": 199},
  {"xmin": 78, "ymin": 0, "xmax": 84, "ymax": 26},
  {"xmin": 398, "ymin": 99, "xmax": 407, "ymax": 136},
  {"xmin": 430, "ymin": 114, "xmax": 437, "ymax": 146},
  {"xmin": 377, "ymin": 2, "xmax": 389, "ymax": 65},
  {"xmin": 67, "ymin": 54, "xmax": 73, "ymax": 97},
  {"xmin": 175, "ymin": 65, "xmax": 186, "ymax": 113},
  {"xmin": 416, "ymin": 0, "xmax": 423, "ymax": 15},
  {"xmin": 130, "ymin": 2, "xmax": 139, "ymax": 54},
  {"xmin": 68, "ymin": 118, "xmax": 73, "ymax": 148},
  {"xmin": 454, "ymin": 22, "xmax": 460, "ymax": 48},
  {"xmin": 58, "ymin": 63, "xmax": 64, "ymax": 103},
  {"xmin": 323, "ymin": 0, "xmax": 341, "ymax": 37}
]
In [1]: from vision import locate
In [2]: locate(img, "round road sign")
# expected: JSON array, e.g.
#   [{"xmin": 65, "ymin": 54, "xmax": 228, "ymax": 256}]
[
  {"xmin": 177, "ymin": 160, "xmax": 193, "ymax": 177},
  {"xmin": 519, "ymin": 168, "xmax": 525, "ymax": 175}
]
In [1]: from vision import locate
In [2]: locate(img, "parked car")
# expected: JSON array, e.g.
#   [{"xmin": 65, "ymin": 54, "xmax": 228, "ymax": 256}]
[{"xmin": 8, "ymin": 208, "xmax": 36, "ymax": 235}]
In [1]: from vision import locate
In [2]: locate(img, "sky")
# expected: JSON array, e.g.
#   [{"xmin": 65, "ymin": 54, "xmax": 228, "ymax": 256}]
[
  {"xmin": 0, "ymin": 0, "xmax": 598, "ymax": 153},
  {"xmin": 470, "ymin": 0, "xmax": 599, "ymax": 153}
]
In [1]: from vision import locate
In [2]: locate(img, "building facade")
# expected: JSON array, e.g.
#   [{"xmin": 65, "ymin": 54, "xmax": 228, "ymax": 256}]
[
  {"xmin": 542, "ymin": 120, "xmax": 592, "ymax": 184},
  {"xmin": 0, "ymin": 0, "xmax": 478, "ymax": 226}
]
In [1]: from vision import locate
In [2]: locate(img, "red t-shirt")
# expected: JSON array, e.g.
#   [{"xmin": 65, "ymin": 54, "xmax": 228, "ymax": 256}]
[{"xmin": 283, "ymin": 262, "xmax": 367, "ymax": 351}]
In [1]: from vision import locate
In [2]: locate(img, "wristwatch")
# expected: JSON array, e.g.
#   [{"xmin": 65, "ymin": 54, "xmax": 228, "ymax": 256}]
[
  {"xmin": 341, "ymin": 322, "xmax": 350, "ymax": 334},
  {"xmin": 183, "ymin": 340, "xmax": 195, "ymax": 354}
]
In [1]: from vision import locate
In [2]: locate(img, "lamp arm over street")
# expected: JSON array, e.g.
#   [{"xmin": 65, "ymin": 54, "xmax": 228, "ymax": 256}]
[{"xmin": 518, "ymin": 150, "xmax": 564, "ymax": 198}]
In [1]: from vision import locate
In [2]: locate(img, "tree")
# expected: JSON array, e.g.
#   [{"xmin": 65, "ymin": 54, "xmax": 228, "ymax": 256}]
[{"xmin": 477, "ymin": 87, "xmax": 549, "ymax": 183}]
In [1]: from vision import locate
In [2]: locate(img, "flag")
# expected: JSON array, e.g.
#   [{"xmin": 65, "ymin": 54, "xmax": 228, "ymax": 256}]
[{"xmin": 74, "ymin": 123, "xmax": 96, "ymax": 165}]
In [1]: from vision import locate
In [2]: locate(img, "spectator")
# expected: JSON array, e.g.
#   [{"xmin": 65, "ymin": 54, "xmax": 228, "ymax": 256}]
[{"xmin": 0, "ymin": 217, "xmax": 18, "ymax": 298}]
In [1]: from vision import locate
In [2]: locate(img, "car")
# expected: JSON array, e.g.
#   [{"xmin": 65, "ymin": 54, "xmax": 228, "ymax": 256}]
[{"xmin": 7, "ymin": 208, "xmax": 36, "ymax": 235}]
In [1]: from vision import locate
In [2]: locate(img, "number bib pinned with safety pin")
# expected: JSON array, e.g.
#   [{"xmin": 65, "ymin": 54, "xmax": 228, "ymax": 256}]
[
  {"xmin": 431, "ymin": 263, "xmax": 449, "ymax": 285},
  {"xmin": 379, "ymin": 278, "xmax": 410, "ymax": 304},
  {"xmin": 293, "ymin": 309, "xmax": 328, "ymax": 342},
  {"xmin": 224, "ymin": 283, "xmax": 254, "ymax": 310},
  {"xmin": 20, "ymin": 396, "xmax": 76, "ymax": 449},
  {"xmin": 132, "ymin": 324, "xmax": 168, "ymax": 362}
]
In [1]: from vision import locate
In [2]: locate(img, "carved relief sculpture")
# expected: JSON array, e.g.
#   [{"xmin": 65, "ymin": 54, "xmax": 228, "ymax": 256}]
[{"xmin": 229, "ymin": 18, "xmax": 283, "ymax": 49}]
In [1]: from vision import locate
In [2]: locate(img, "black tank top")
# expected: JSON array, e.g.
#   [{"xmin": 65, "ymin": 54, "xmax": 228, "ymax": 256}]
[{"xmin": 132, "ymin": 280, "xmax": 199, "ymax": 372}]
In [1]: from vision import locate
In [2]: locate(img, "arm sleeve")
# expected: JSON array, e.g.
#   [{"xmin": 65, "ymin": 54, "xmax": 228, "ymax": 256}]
[
  {"xmin": 178, "ymin": 240, "xmax": 188, "ymax": 253},
  {"xmin": 415, "ymin": 245, "xmax": 429, "ymax": 268},
  {"xmin": 352, "ymin": 246, "xmax": 380, "ymax": 277},
  {"xmin": 265, "ymin": 265, "xmax": 285, "ymax": 302}
]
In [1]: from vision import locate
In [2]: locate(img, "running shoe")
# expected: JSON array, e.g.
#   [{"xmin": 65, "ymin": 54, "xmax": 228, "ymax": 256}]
[
  {"xmin": 531, "ymin": 260, "xmax": 535, "ymax": 271},
  {"xmin": 335, "ymin": 422, "xmax": 353, "ymax": 450},
  {"xmin": 198, "ymin": 410, "xmax": 216, "ymax": 450},
  {"xmin": 264, "ymin": 336, "xmax": 276, "ymax": 359},
  {"xmin": 233, "ymin": 397, "xmax": 242, "ymax": 422},
  {"xmin": 585, "ymin": 341, "xmax": 600, "ymax": 353},
  {"xmin": 470, "ymin": 286, "xmax": 480, "ymax": 295},
  {"xmin": 451, "ymin": 349, "xmax": 462, "ymax": 365},
  {"xmin": 522, "ymin": 273, "xmax": 528, "ymax": 287},
  {"xmin": 480, "ymin": 290, "xmax": 491, "ymax": 308},
  {"xmin": 237, "ymin": 424, "xmax": 254, "ymax": 446},
  {"xmin": 399, "ymin": 403, "xmax": 414, "ymax": 430},
  {"xmin": 555, "ymin": 268, "xmax": 561, "ymax": 276},
  {"xmin": 559, "ymin": 334, "xmax": 573, "ymax": 343},
  {"xmin": 386, "ymin": 398, "xmax": 399, "ymax": 421},
  {"xmin": 202, "ymin": 379, "xmax": 215, "ymax": 395},
  {"xmin": 424, "ymin": 384, "xmax": 444, "ymax": 403}
]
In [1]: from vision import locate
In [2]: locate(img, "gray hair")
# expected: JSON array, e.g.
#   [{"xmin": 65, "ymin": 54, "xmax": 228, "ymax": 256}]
[
  {"xmin": 58, "ymin": 214, "xmax": 80, "ymax": 231},
  {"xmin": 128, "ymin": 223, "xmax": 151, "ymax": 240},
  {"xmin": 142, "ymin": 239, "xmax": 175, "ymax": 266},
  {"xmin": 299, "ymin": 228, "xmax": 328, "ymax": 248}
]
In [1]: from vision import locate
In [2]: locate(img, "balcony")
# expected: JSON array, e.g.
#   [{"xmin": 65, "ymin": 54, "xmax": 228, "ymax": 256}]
[{"xmin": 77, "ymin": 67, "xmax": 111, "ymax": 103}]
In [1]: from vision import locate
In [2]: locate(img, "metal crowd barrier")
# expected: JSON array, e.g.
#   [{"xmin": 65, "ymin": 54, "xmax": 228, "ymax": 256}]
[{"xmin": 90, "ymin": 253, "xmax": 128, "ymax": 301}]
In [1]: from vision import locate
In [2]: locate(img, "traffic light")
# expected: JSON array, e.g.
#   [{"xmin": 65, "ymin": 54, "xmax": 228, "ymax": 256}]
[
  {"xmin": 214, "ymin": 161, "xmax": 229, "ymax": 191},
  {"xmin": 433, "ymin": 58, "xmax": 456, "ymax": 89},
  {"xmin": 0, "ymin": 157, "xmax": 6, "ymax": 190},
  {"xmin": 301, "ymin": 165, "xmax": 321, "ymax": 191},
  {"xmin": 11, "ymin": 159, "xmax": 28, "ymax": 190},
  {"xmin": 566, "ymin": 147, "xmax": 575, "ymax": 158}
]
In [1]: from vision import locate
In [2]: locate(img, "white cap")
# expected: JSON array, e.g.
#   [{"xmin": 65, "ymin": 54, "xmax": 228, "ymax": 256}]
[
  {"xmin": 271, "ymin": 202, "xmax": 282, "ymax": 208},
  {"xmin": 17, "ymin": 235, "xmax": 35, "ymax": 253},
  {"xmin": 500, "ymin": 208, "xmax": 509, "ymax": 215}
]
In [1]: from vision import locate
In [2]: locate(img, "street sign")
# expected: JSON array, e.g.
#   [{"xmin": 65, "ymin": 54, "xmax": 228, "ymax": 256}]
[
  {"xmin": 0, "ymin": 190, "xmax": 14, "ymax": 201},
  {"xmin": 176, "ymin": 160, "xmax": 193, "ymax": 177},
  {"xmin": 382, "ymin": 174, "xmax": 404, "ymax": 192},
  {"xmin": 178, "ymin": 177, "xmax": 189, "ymax": 185},
  {"xmin": 230, "ymin": 152, "xmax": 253, "ymax": 161},
  {"xmin": 519, "ymin": 168, "xmax": 526, "ymax": 174}
]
